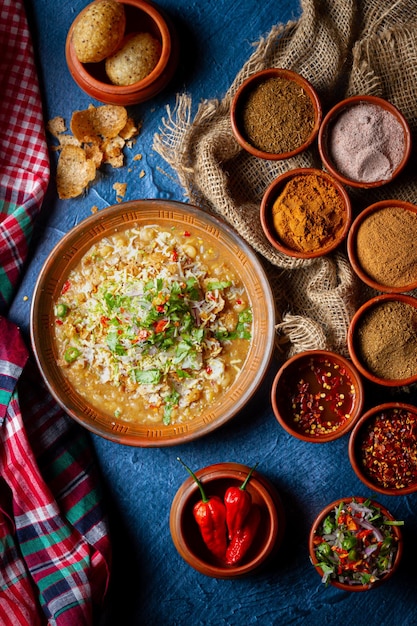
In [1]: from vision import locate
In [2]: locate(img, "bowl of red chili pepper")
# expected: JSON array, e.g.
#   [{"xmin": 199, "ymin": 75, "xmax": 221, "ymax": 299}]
[
  {"xmin": 271, "ymin": 350, "xmax": 365, "ymax": 443},
  {"xmin": 170, "ymin": 460, "xmax": 285, "ymax": 578},
  {"xmin": 309, "ymin": 496, "xmax": 403, "ymax": 591},
  {"xmin": 348, "ymin": 403, "xmax": 417, "ymax": 495}
]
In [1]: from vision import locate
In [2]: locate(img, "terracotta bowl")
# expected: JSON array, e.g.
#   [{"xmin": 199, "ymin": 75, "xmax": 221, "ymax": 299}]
[
  {"xmin": 170, "ymin": 462, "xmax": 285, "ymax": 578},
  {"xmin": 347, "ymin": 199, "xmax": 417, "ymax": 293},
  {"xmin": 347, "ymin": 293, "xmax": 417, "ymax": 386},
  {"xmin": 230, "ymin": 68, "xmax": 322, "ymax": 160},
  {"xmin": 271, "ymin": 350, "xmax": 364, "ymax": 443},
  {"xmin": 260, "ymin": 168, "xmax": 351, "ymax": 259},
  {"xmin": 348, "ymin": 402, "xmax": 417, "ymax": 495},
  {"xmin": 65, "ymin": 0, "xmax": 178, "ymax": 105},
  {"xmin": 309, "ymin": 496, "xmax": 403, "ymax": 591},
  {"xmin": 318, "ymin": 95, "xmax": 411, "ymax": 188},
  {"xmin": 30, "ymin": 200, "xmax": 276, "ymax": 447}
]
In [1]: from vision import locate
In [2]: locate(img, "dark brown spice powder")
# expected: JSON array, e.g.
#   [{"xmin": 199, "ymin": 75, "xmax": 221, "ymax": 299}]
[
  {"xmin": 241, "ymin": 77, "xmax": 315, "ymax": 154},
  {"xmin": 357, "ymin": 300, "xmax": 417, "ymax": 380}
]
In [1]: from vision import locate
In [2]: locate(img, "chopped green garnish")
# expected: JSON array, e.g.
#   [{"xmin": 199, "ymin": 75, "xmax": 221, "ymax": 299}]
[
  {"xmin": 163, "ymin": 389, "xmax": 180, "ymax": 425},
  {"xmin": 206, "ymin": 280, "xmax": 232, "ymax": 290},
  {"xmin": 55, "ymin": 303, "xmax": 69, "ymax": 318},
  {"xmin": 134, "ymin": 369, "xmax": 161, "ymax": 385},
  {"xmin": 64, "ymin": 346, "xmax": 80, "ymax": 363}
]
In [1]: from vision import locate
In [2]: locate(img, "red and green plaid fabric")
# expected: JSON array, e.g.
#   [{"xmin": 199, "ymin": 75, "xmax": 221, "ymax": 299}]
[
  {"xmin": 0, "ymin": 1, "xmax": 111, "ymax": 623},
  {"xmin": 0, "ymin": 0, "xmax": 49, "ymax": 314}
]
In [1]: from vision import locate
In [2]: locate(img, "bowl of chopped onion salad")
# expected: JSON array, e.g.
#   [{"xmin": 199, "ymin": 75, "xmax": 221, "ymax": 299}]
[
  {"xmin": 31, "ymin": 200, "xmax": 276, "ymax": 446},
  {"xmin": 309, "ymin": 497, "xmax": 403, "ymax": 591}
]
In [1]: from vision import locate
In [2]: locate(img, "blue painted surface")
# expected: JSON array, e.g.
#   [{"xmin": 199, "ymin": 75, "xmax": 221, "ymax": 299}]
[{"xmin": 10, "ymin": 1, "xmax": 417, "ymax": 624}]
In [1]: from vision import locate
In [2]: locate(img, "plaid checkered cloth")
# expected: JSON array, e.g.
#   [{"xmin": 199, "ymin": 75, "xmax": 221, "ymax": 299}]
[{"xmin": 0, "ymin": 2, "xmax": 111, "ymax": 624}]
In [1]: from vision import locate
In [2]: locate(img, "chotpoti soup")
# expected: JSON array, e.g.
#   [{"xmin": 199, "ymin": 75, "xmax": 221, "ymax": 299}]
[{"xmin": 53, "ymin": 224, "xmax": 252, "ymax": 425}]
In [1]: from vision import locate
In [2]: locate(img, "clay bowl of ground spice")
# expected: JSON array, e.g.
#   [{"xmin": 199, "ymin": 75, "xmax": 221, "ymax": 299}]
[
  {"xmin": 347, "ymin": 294, "xmax": 417, "ymax": 386},
  {"xmin": 347, "ymin": 199, "xmax": 417, "ymax": 293},
  {"xmin": 66, "ymin": 0, "xmax": 179, "ymax": 105},
  {"xmin": 271, "ymin": 350, "xmax": 364, "ymax": 443},
  {"xmin": 170, "ymin": 462, "xmax": 285, "ymax": 578},
  {"xmin": 348, "ymin": 403, "xmax": 417, "ymax": 495},
  {"xmin": 318, "ymin": 95, "xmax": 411, "ymax": 188},
  {"xmin": 260, "ymin": 168, "xmax": 351, "ymax": 258},
  {"xmin": 230, "ymin": 68, "xmax": 322, "ymax": 160}
]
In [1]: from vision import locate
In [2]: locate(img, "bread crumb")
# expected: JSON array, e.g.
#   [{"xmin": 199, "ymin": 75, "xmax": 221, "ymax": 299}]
[
  {"xmin": 113, "ymin": 182, "xmax": 127, "ymax": 201},
  {"xmin": 47, "ymin": 104, "xmax": 140, "ymax": 199}
]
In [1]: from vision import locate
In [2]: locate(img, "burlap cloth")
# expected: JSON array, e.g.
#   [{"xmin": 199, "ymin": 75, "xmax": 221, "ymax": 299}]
[{"xmin": 154, "ymin": 0, "xmax": 417, "ymax": 359}]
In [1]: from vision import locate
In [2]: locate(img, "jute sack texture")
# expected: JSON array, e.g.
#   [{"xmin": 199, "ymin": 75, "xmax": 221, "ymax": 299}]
[{"xmin": 154, "ymin": 0, "xmax": 417, "ymax": 358}]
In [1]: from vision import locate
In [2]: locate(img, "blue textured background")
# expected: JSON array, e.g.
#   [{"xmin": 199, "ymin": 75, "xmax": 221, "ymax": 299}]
[{"xmin": 11, "ymin": 1, "xmax": 417, "ymax": 624}]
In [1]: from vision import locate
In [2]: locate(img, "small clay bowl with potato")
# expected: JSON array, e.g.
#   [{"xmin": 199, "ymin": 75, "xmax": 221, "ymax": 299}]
[{"xmin": 66, "ymin": 0, "xmax": 179, "ymax": 105}]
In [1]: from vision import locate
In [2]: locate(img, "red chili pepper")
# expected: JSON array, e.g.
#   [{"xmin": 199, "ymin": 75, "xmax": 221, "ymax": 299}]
[
  {"xmin": 61, "ymin": 280, "xmax": 71, "ymax": 294},
  {"xmin": 225, "ymin": 504, "xmax": 261, "ymax": 565},
  {"xmin": 224, "ymin": 463, "xmax": 258, "ymax": 540},
  {"xmin": 177, "ymin": 458, "xmax": 227, "ymax": 561},
  {"xmin": 153, "ymin": 319, "xmax": 168, "ymax": 334}
]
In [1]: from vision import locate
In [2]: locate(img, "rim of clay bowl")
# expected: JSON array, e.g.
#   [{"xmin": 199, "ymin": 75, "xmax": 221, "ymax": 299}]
[
  {"xmin": 230, "ymin": 68, "xmax": 322, "ymax": 160},
  {"xmin": 318, "ymin": 94, "xmax": 412, "ymax": 189}
]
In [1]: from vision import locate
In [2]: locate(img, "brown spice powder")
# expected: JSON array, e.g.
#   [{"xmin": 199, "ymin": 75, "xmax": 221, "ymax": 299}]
[
  {"xmin": 357, "ymin": 300, "xmax": 417, "ymax": 380},
  {"xmin": 356, "ymin": 206, "xmax": 417, "ymax": 287},
  {"xmin": 271, "ymin": 174, "xmax": 346, "ymax": 252},
  {"xmin": 241, "ymin": 77, "xmax": 315, "ymax": 154}
]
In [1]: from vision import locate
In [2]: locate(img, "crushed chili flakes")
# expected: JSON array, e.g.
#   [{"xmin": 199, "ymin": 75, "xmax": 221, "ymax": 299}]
[
  {"xmin": 358, "ymin": 407, "xmax": 417, "ymax": 489},
  {"xmin": 286, "ymin": 357, "xmax": 356, "ymax": 436}
]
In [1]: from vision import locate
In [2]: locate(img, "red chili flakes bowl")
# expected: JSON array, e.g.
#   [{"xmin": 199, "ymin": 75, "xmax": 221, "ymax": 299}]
[
  {"xmin": 169, "ymin": 462, "xmax": 285, "ymax": 578},
  {"xmin": 348, "ymin": 403, "xmax": 417, "ymax": 495},
  {"xmin": 309, "ymin": 496, "xmax": 403, "ymax": 591},
  {"xmin": 271, "ymin": 350, "xmax": 364, "ymax": 443}
]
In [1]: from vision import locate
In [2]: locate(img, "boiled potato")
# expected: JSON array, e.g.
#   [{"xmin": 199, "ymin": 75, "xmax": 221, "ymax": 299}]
[
  {"xmin": 105, "ymin": 32, "xmax": 161, "ymax": 85},
  {"xmin": 72, "ymin": 0, "xmax": 126, "ymax": 64}
]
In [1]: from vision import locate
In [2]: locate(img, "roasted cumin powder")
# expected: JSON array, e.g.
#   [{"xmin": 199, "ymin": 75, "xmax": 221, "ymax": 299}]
[
  {"xmin": 241, "ymin": 77, "xmax": 315, "ymax": 154},
  {"xmin": 356, "ymin": 300, "xmax": 417, "ymax": 380},
  {"xmin": 271, "ymin": 173, "xmax": 346, "ymax": 253}
]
